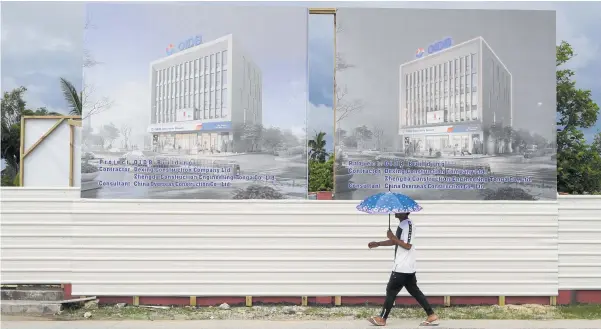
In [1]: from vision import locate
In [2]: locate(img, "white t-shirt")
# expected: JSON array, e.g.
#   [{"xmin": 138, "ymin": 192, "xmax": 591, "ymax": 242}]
[{"xmin": 392, "ymin": 219, "xmax": 416, "ymax": 274}]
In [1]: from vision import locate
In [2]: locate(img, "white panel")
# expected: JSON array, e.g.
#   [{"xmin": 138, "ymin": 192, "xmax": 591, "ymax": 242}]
[
  {"xmin": 0, "ymin": 188, "xmax": 73, "ymax": 284},
  {"xmin": 68, "ymin": 198, "xmax": 559, "ymax": 296},
  {"xmin": 23, "ymin": 119, "xmax": 71, "ymax": 187},
  {"xmin": 558, "ymin": 195, "xmax": 601, "ymax": 290}
]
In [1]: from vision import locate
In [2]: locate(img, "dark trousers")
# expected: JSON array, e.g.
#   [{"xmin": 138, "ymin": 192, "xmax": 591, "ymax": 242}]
[{"xmin": 380, "ymin": 272, "xmax": 434, "ymax": 319}]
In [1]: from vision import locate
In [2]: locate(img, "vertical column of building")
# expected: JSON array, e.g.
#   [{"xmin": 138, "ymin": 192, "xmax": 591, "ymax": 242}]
[
  {"xmin": 447, "ymin": 60, "xmax": 451, "ymax": 123},
  {"xmin": 200, "ymin": 56, "xmax": 203, "ymax": 120},
  {"xmin": 409, "ymin": 72, "xmax": 412, "ymax": 127},
  {"xmin": 450, "ymin": 60, "xmax": 454, "ymax": 123},
  {"xmin": 449, "ymin": 60, "xmax": 453, "ymax": 123},
  {"xmin": 410, "ymin": 71, "xmax": 414, "ymax": 127},
  {"xmin": 420, "ymin": 69, "xmax": 423, "ymax": 126},
  {"xmin": 420, "ymin": 69, "xmax": 424, "ymax": 126},
  {"xmin": 463, "ymin": 55, "xmax": 468, "ymax": 121}
]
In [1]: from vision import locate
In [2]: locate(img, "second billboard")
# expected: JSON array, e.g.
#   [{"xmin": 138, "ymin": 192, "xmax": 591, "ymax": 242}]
[{"xmin": 334, "ymin": 8, "xmax": 557, "ymax": 201}]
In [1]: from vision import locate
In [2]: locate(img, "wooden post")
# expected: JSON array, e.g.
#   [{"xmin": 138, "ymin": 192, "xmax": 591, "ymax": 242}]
[
  {"xmin": 444, "ymin": 296, "xmax": 451, "ymax": 307},
  {"xmin": 498, "ymin": 296, "xmax": 505, "ymax": 306}
]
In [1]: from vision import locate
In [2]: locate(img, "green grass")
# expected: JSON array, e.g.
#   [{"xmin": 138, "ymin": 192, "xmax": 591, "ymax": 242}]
[
  {"xmin": 55, "ymin": 304, "xmax": 601, "ymax": 321},
  {"xmin": 557, "ymin": 304, "xmax": 601, "ymax": 319}
]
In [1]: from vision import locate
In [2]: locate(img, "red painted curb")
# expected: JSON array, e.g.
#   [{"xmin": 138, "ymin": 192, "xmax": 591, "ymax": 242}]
[{"xmin": 84, "ymin": 291, "xmax": 601, "ymax": 306}]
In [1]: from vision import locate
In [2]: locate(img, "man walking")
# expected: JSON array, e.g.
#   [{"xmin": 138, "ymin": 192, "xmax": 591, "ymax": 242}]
[{"xmin": 367, "ymin": 212, "xmax": 439, "ymax": 327}]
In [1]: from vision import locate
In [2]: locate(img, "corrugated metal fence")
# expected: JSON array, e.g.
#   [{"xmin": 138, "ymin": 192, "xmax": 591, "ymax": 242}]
[{"xmin": 1, "ymin": 188, "xmax": 599, "ymax": 297}]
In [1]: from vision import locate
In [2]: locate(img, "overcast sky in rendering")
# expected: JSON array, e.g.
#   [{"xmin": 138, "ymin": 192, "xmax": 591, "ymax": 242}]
[
  {"xmin": 80, "ymin": 3, "xmax": 307, "ymax": 147},
  {"xmin": 1, "ymin": 1, "xmax": 601, "ymax": 144},
  {"xmin": 334, "ymin": 8, "xmax": 556, "ymax": 140}
]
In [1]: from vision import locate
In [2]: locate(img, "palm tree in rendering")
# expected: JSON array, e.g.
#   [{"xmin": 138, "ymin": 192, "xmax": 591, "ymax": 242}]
[{"xmin": 59, "ymin": 77, "xmax": 82, "ymax": 116}]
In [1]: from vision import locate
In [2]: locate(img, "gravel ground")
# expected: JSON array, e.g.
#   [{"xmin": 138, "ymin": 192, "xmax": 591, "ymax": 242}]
[{"xmin": 49, "ymin": 303, "xmax": 601, "ymax": 321}]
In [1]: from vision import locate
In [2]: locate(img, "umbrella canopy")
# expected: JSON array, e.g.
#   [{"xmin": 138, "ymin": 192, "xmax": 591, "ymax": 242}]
[{"xmin": 356, "ymin": 191, "xmax": 422, "ymax": 228}]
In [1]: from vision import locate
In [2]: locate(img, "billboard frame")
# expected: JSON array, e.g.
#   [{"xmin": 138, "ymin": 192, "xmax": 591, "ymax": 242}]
[{"xmin": 19, "ymin": 115, "xmax": 82, "ymax": 187}]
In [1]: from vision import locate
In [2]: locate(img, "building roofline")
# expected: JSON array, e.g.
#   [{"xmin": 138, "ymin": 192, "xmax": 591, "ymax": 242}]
[
  {"xmin": 400, "ymin": 36, "xmax": 481, "ymax": 69},
  {"xmin": 150, "ymin": 34, "xmax": 232, "ymax": 67},
  {"xmin": 481, "ymin": 37, "xmax": 511, "ymax": 77}
]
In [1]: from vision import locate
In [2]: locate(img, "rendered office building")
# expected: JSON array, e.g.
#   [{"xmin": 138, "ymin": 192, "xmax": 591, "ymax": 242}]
[
  {"xmin": 148, "ymin": 34, "xmax": 262, "ymax": 153},
  {"xmin": 399, "ymin": 36, "xmax": 512, "ymax": 155}
]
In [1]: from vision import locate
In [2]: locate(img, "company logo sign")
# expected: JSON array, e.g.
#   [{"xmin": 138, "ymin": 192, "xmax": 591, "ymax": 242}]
[
  {"xmin": 415, "ymin": 37, "xmax": 453, "ymax": 58},
  {"xmin": 166, "ymin": 35, "xmax": 202, "ymax": 56},
  {"xmin": 415, "ymin": 48, "xmax": 425, "ymax": 58}
]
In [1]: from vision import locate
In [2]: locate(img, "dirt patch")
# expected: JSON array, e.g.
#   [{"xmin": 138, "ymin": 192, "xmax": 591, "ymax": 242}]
[{"xmin": 50, "ymin": 304, "xmax": 601, "ymax": 321}]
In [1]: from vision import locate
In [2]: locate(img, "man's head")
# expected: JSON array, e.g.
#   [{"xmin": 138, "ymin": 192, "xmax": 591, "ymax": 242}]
[{"xmin": 394, "ymin": 212, "xmax": 410, "ymax": 221}]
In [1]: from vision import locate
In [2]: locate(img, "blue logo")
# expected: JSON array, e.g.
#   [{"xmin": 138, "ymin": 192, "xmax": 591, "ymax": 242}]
[
  {"xmin": 166, "ymin": 35, "xmax": 202, "ymax": 56},
  {"xmin": 415, "ymin": 48, "xmax": 425, "ymax": 58},
  {"xmin": 427, "ymin": 37, "xmax": 453, "ymax": 55}
]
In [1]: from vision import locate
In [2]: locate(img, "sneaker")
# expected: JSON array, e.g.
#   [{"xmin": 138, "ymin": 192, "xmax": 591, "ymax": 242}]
[{"xmin": 368, "ymin": 316, "xmax": 386, "ymax": 326}]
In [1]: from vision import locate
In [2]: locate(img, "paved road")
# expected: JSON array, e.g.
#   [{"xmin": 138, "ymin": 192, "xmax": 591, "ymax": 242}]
[{"xmin": 2, "ymin": 320, "xmax": 601, "ymax": 329}]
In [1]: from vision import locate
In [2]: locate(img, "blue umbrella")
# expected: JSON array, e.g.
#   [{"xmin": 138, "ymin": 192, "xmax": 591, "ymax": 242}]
[{"xmin": 356, "ymin": 190, "xmax": 422, "ymax": 229}]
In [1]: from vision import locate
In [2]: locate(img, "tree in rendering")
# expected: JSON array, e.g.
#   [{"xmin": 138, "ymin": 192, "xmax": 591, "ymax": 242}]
[
  {"xmin": 120, "ymin": 124, "xmax": 133, "ymax": 150},
  {"xmin": 261, "ymin": 127, "xmax": 284, "ymax": 154},
  {"xmin": 335, "ymin": 23, "xmax": 365, "ymax": 151},
  {"xmin": 555, "ymin": 41, "xmax": 601, "ymax": 194},
  {"xmin": 372, "ymin": 125, "xmax": 385, "ymax": 151},
  {"xmin": 101, "ymin": 122, "xmax": 121, "ymax": 149},
  {"xmin": 81, "ymin": 16, "xmax": 114, "ymax": 120},
  {"xmin": 233, "ymin": 185, "xmax": 285, "ymax": 199}
]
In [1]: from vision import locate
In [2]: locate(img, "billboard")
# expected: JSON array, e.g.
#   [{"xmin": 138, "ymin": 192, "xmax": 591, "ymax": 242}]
[
  {"xmin": 81, "ymin": 4, "xmax": 308, "ymax": 200},
  {"xmin": 334, "ymin": 8, "xmax": 557, "ymax": 201}
]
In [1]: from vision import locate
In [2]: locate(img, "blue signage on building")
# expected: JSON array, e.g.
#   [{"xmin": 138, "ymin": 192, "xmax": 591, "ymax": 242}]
[
  {"xmin": 166, "ymin": 35, "xmax": 202, "ymax": 56},
  {"xmin": 416, "ymin": 37, "xmax": 453, "ymax": 58},
  {"xmin": 199, "ymin": 121, "xmax": 232, "ymax": 131}
]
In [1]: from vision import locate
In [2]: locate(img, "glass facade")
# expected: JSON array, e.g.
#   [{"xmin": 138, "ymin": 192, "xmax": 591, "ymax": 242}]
[
  {"xmin": 153, "ymin": 50, "xmax": 229, "ymax": 124},
  {"xmin": 403, "ymin": 52, "xmax": 479, "ymax": 127}
]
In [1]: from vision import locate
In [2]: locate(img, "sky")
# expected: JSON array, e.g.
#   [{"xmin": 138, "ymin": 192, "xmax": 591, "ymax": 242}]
[
  {"xmin": 2, "ymin": 1, "xmax": 601, "ymax": 145},
  {"xmin": 307, "ymin": 13, "xmax": 334, "ymax": 152},
  {"xmin": 334, "ymin": 8, "xmax": 556, "ymax": 142}
]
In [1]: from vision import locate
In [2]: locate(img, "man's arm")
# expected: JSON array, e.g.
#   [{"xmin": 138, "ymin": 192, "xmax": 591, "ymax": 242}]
[
  {"xmin": 368, "ymin": 239, "xmax": 394, "ymax": 249},
  {"xmin": 376, "ymin": 240, "xmax": 395, "ymax": 246},
  {"xmin": 391, "ymin": 237, "xmax": 412, "ymax": 250},
  {"xmin": 387, "ymin": 226, "xmax": 413, "ymax": 250}
]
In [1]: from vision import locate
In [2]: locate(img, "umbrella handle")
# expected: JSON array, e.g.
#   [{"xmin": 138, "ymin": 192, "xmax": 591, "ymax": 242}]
[{"xmin": 388, "ymin": 213, "xmax": 391, "ymax": 230}]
